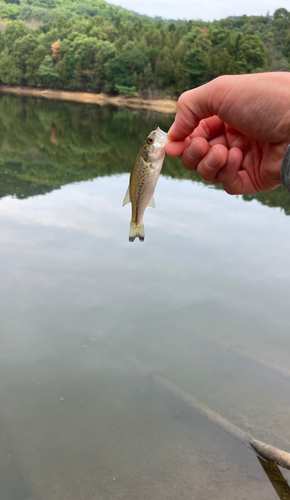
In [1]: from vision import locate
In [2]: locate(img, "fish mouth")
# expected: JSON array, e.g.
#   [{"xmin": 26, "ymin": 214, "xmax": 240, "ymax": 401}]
[{"xmin": 155, "ymin": 127, "xmax": 170, "ymax": 147}]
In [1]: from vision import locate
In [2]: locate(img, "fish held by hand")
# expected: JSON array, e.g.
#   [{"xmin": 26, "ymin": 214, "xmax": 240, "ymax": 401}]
[{"xmin": 123, "ymin": 127, "xmax": 169, "ymax": 242}]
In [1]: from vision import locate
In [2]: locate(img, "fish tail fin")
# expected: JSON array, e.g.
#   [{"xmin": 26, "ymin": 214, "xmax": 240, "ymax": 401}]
[{"xmin": 129, "ymin": 222, "xmax": 144, "ymax": 242}]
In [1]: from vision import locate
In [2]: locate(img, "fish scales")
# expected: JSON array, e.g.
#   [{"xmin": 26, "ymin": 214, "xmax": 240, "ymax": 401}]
[
  {"xmin": 123, "ymin": 127, "xmax": 169, "ymax": 242},
  {"xmin": 131, "ymin": 158, "xmax": 154, "ymax": 222}
]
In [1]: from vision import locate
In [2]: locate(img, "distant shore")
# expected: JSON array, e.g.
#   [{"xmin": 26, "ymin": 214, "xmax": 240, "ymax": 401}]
[{"xmin": 0, "ymin": 86, "xmax": 177, "ymax": 114}]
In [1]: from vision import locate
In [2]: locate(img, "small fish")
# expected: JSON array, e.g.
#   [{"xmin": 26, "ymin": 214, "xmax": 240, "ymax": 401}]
[{"xmin": 123, "ymin": 127, "xmax": 169, "ymax": 242}]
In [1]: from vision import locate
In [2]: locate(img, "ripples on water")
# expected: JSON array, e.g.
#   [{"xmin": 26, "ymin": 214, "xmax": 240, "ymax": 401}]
[{"xmin": 1, "ymin": 95, "xmax": 290, "ymax": 500}]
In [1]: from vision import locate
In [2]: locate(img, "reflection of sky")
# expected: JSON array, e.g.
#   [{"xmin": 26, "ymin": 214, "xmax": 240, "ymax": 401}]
[
  {"xmin": 1, "ymin": 173, "xmax": 290, "ymax": 360},
  {"xmin": 1, "ymin": 174, "xmax": 290, "ymax": 498},
  {"xmin": 1, "ymin": 174, "xmax": 289, "ymax": 266}
]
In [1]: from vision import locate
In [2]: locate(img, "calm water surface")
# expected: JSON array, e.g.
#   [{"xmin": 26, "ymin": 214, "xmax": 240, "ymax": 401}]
[{"xmin": 1, "ymin": 95, "xmax": 290, "ymax": 500}]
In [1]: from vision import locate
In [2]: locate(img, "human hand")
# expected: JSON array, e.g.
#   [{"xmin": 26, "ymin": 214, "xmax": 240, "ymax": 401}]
[{"xmin": 166, "ymin": 73, "xmax": 290, "ymax": 194}]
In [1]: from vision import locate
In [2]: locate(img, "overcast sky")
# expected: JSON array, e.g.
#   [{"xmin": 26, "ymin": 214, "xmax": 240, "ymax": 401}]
[{"xmin": 109, "ymin": 0, "xmax": 290, "ymax": 21}]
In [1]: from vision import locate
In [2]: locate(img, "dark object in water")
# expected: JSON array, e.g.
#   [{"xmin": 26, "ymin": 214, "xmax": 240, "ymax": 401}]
[
  {"xmin": 122, "ymin": 348, "xmax": 290, "ymax": 471},
  {"xmin": 250, "ymin": 438, "xmax": 290, "ymax": 471},
  {"xmin": 257, "ymin": 456, "xmax": 290, "ymax": 500}
]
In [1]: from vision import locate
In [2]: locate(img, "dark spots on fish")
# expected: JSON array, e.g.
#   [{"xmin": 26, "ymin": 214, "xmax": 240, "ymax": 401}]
[{"xmin": 142, "ymin": 148, "xmax": 151, "ymax": 163}]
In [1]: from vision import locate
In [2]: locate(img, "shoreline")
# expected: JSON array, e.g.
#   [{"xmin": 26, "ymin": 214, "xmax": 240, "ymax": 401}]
[{"xmin": 0, "ymin": 86, "xmax": 177, "ymax": 114}]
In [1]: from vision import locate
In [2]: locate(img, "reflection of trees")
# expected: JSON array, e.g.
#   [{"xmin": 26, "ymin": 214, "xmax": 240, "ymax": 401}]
[
  {"xmin": 0, "ymin": 95, "xmax": 289, "ymax": 215},
  {"xmin": 243, "ymin": 189, "xmax": 290, "ymax": 216},
  {"xmin": 0, "ymin": 94, "xmax": 184, "ymax": 196},
  {"xmin": 0, "ymin": 161, "xmax": 57, "ymax": 199}
]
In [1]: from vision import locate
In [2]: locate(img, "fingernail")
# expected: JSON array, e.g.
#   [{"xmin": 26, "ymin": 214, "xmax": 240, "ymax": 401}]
[
  {"xmin": 205, "ymin": 149, "xmax": 220, "ymax": 169},
  {"xmin": 188, "ymin": 141, "xmax": 202, "ymax": 160},
  {"xmin": 227, "ymin": 150, "xmax": 236, "ymax": 169}
]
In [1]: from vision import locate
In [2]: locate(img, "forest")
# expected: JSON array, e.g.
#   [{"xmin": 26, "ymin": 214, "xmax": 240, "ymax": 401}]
[{"xmin": 0, "ymin": 3, "xmax": 288, "ymax": 96}]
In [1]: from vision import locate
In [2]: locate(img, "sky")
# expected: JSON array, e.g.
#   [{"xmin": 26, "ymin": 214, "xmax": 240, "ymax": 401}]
[{"xmin": 109, "ymin": 0, "xmax": 290, "ymax": 21}]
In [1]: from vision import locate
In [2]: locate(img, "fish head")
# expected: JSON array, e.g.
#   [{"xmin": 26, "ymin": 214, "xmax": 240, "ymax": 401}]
[{"xmin": 143, "ymin": 127, "xmax": 170, "ymax": 163}]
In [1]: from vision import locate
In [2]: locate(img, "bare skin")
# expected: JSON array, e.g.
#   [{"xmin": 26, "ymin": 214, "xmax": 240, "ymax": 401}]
[{"xmin": 165, "ymin": 72, "xmax": 290, "ymax": 194}]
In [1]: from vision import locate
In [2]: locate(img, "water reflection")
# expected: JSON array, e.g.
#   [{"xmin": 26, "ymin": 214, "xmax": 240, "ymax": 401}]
[
  {"xmin": 1, "ymin": 96, "xmax": 290, "ymax": 500},
  {"xmin": 0, "ymin": 94, "xmax": 290, "ymax": 215}
]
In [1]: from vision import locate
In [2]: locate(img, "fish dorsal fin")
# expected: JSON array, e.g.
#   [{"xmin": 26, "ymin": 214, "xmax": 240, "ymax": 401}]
[
  {"xmin": 123, "ymin": 186, "xmax": 131, "ymax": 206},
  {"xmin": 148, "ymin": 196, "xmax": 156, "ymax": 208}
]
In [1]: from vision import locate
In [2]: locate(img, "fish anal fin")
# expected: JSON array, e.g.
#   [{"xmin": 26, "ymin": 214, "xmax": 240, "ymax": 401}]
[
  {"xmin": 123, "ymin": 186, "xmax": 131, "ymax": 206},
  {"xmin": 148, "ymin": 196, "xmax": 156, "ymax": 208}
]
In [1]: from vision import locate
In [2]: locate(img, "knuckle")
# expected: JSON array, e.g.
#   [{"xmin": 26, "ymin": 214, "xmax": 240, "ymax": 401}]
[
  {"xmin": 197, "ymin": 165, "xmax": 216, "ymax": 182},
  {"xmin": 199, "ymin": 119, "xmax": 211, "ymax": 137},
  {"xmin": 177, "ymin": 92, "xmax": 187, "ymax": 107},
  {"xmin": 177, "ymin": 91, "xmax": 191, "ymax": 111},
  {"xmin": 214, "ymin": 75, "xmax": 231, "ymax": 88},
  {"xmin": 182, "ymin": 156, "xmax": 197, "ymax": 172}
]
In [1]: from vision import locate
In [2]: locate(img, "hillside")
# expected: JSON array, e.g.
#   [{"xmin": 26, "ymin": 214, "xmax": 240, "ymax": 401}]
[
  {"xmin": 0, "ymin": 4, "xmax": 288, "ymax": 97},
  {"xmin": 0, "ymin": 0, "xmax": 173, "ymax": 27}
]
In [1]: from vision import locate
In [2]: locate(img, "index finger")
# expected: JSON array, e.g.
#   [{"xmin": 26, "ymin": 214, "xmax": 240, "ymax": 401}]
[
  {"xmin": 165, "ymin": 116, "xmax": 225, "ymax": 157},
  {"xmin": 190, "ymin": 116, "xmax": 225, "ymax": 140}
]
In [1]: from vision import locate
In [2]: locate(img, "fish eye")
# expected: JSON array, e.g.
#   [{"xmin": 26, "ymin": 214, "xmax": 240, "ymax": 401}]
[{"xmin": 147, "ymin": 137, "xmax": 154, "ymax": 144}]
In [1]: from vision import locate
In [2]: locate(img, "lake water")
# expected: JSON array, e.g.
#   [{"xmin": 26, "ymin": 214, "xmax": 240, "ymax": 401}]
[{"xmin": 1, "ymin": 95, "xmax": 290, "ymax": 500}]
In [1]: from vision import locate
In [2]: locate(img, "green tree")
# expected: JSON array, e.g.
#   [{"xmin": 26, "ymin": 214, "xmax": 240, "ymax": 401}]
[
  {"xmin": 13, "ymin": 33, "xmax": 38, "ymax": 83},
  {"xmin": 273, "ymin": 8, "xmax": 290, "ymax": 20},
  {"xmin": 0, "ymin": 48, "xmax": 21, "ymax": 83},
  {"xmin": 207, "ymin": 48, "xmax": 238, "ymax": 79},
  {"xmin": 193, "ymin": 32, "xmax": 212, "ymax": 52},
  {"xmin": 236, "ymin": 34, "xmax": 266, "ymax": 72},
  {"xmin": 284, "ymin": 32, "xmax": 290, "ymax": 58},
  {"xmin": 182, "ymin": 48, "xmax": 209, "ymax": 87},
  {"xmin": 55, "ymin": 54, "xmax": 69, "ymax": 86},
  {"xmin": 71, "ymin": 59, "xmax": 82, "ymax": 88},
  {"xmin": 38, "ymin": 55, "xmax": 59, "ymax": 86},
  {"xmin": 104, "ymin": 46, "xmax": 147, "ymax": 90},
  {"xmin": 4, "ymin": 21, "xmax": 31, "ymax": 51},
  {"xmin": 155, "ymin": 45, "xmax": 175, "ymax": 88},
  {"xmin": 209, "ymin": 27, "xmax": 230, "ymax": 47},
  {"xmin": 70, "ymin": 35, "xmax": 99, "ymax": 69},
  {"xmin": 6, "ymin": 3, "xmax": 19, "ymax": 20}
]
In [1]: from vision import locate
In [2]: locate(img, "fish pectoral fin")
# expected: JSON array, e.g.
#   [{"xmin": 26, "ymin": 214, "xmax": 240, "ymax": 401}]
[
  {"xmin": 122, "ymin": 186, "xmax": 131, "ymax": 206},
  {"xmin": 148, "ymin": 196, "xmax": 156, "ymax": 208}
]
